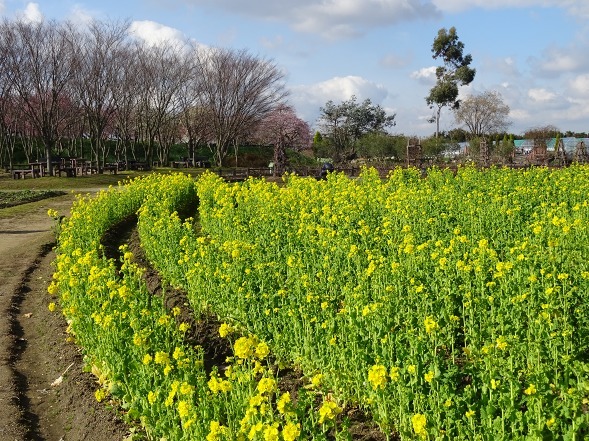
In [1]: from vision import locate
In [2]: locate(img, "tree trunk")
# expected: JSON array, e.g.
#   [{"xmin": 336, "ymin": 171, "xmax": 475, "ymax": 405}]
[
  {"xmin": 274, "ymin": 142, "xmax": 287, "ymax": 176},
  {"xmin": 44, "ymin": 142, "xmax": 53, "ymax": 175}
]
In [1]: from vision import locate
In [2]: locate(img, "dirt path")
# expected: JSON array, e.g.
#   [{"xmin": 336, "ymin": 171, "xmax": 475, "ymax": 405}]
[{"xmin": 0, "ymin": 192, "xmax": 130, "ymax": 440}]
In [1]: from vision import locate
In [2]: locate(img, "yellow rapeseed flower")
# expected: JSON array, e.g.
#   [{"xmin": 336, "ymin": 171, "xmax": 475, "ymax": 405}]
[
  {"xmin": 424, "ymin": 370, "xmax": 434, "ymax": 383},
  {"xmin": 367, "ymin": 364, "xmax": 388, "ymax": 390},
  {"xmin": 524, "ymin": 384, "xmax": 537, "ymax": 395},
  {"xmin": 390, "ymin": 366, "xmax": 400, "ymax": 382},
  {"xmin": 173, "ymin": 347, "xmax": 185, "ymax": 360},
  {"xmin": 257, "ymin": 377, "xmax": 276, "ymax": 395},
  {"xmin": 282, "ymin": 421, "xmax": 301, "ymax": 441},
  {"xmin": 177, "ymin": 400, "xmax": 190, "ymax": 418},
  {"xmin": 208, "ymin": 375, "xmax": 221, "ymax": 394},
  {"xmin": 94, "ymin": 388, "xmax": 106, "ymax": 403},
  {"xmin": 424, "ymin": 316, "xmax": 438, "ymax": 334},
  {"xmin": 310, "ymin": 373, "xmax": 323, "ymax": 388},
  {"xmin": 206, "ymin": 420, "xmax": 229, "ymax": 441},
  {"xmin": 496, "ymin": 336, "xmax": 508, "ymax": 351},
  {"xmin": 133, "ymin": 333, "xmax": 143, "ymax": 346},
  {"xmin": 234, "ymin": 336, "xmax": 255, "ymax": 359},
  {"xmin": 249, "ymin": 394, "xmax": 265, "ymax": 408},
  {"xmin": 47, "ymin": 282, "xmax": 58, "ymax": 296},
  {"xmin": 277, "ymin": 392, "xmax": 291, "ymax": 414},
  {"xmin": 411, "ymin": 413, "xmax": 427, "ymax": 438},
  {"xmin": 255, "ymin": 342, "xmax": 270, "ymax": 359},
  {"xmin": 318, "ymin": 400, "xmax": 342, "ymax": 424},
  {"xmin": 248, "ymin": 422, "xmax": 263, "ymax": 440},
  {"xmin": 219, "ymin": 323, "xmax": 233, "ymax": 338},
  {"xmin": 154, "ymin": 351, "xmax": 170, "ymax": 365},
  {"xmin": 263, "ymin": 423, "xmax": 279, "ymax": 441}
]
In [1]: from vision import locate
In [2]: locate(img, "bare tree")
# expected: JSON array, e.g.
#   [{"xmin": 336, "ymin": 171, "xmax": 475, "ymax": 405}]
[
  {"xmin": 454, "ymin": 90, "xmax": 511, "ymax": 138},
  {"xmin": 176, "ymin": 46, "xmax": 214, "ymax": 162},
  {"xmin": 181, "ymin": 105, "xmax": 215, "ymax": 163},
  {"xmin": 135, "ymin": 42, "xmax": 192, "ymax": 166},
  {"xmin": 1, "ymin": 19, "xmax": 79, "ymax": 174},
  {"xmin": 0, "ymin": 37, "xmax": 14, "ymax": 168},
  {"xmin": 111, "ymin": 45, "xmax": 141, "ymax": 164},
  {"xmin": 156, "ymin": 114, "xmax": 183, "ymax": 165},
  {"xmin": 72, "ymin": 19, "xmax": 129, "ymax": 168},
  {"xmin": 196, "ymin": 48, "xmax": 288, "ymax": 166},
  {"xmin": 524, "ymin": 125, "xmax": 559, "ymax": 144},
  {"xmin": 524, "ymin": 125, "xmax": 559, "ymax": 165},
  {"xmin": 0, "ymin": 96, "xmax": 24, "ymax": 168}
]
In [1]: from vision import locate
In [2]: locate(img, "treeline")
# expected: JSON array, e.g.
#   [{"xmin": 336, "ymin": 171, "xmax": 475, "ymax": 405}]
[{"xmin": 0, "ymin": 18, "xmax": 297, "ymax": 172}]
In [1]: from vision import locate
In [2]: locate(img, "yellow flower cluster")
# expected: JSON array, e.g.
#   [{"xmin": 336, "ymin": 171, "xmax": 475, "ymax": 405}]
[
  {"xmin": 367, "ymin": 364, "xmax": 387, "ymax": 390},
  {"xmin": 206, "ymin": 420, "xmax": 229, "ymax": 441},
  {"xmin": 423, "ymin": 316, "xmax": 438, "ymax": 334},
  {"xmin": 208, "ymin": 373, "xmax": 232, "ymax": 394},
  {"xmin": 233, "ymin": 335, "xmax": 270, "ymax": 361},
  {"xmin": 318, "ymin": 399, "xmax": 342, "ymax": 424},
  {"xmin": 411, "ymin": 413, "xmax": 427, "ymax": 438}
]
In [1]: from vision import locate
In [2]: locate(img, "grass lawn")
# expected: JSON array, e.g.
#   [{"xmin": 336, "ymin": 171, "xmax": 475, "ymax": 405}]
[
  {"xmin": 0, "ymin": 189, "xmax": 67, "ymax": 209},
  {"xmin": 0, "ymin": 168, "xmax": 217, "ymax": 191}
]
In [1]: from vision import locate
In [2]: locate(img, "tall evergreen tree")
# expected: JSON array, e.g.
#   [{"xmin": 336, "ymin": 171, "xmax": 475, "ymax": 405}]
[{"xmin": 426, "ymin": 27, "xmax": 476, "ymax": 138}]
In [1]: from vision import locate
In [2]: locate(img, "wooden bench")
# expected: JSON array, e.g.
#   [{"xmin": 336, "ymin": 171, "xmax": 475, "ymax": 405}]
[
  {"xmin": 12, "ymin": 169, "xmax": 34, "ymax": 179},
  {"xmin": 61, "ymin": 167, "xmax": 77, "ymax": 177},
  {"xmin": 103, "ymin": 164, "xmax": 118, "ymax": 174},
  {"xmin": 127, "ymin": 162, "xmax": 150, "ymax": 171}
]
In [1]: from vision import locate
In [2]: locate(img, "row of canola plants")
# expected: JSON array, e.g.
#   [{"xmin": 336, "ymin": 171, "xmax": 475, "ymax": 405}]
[{"xmin": 49, "ymin": 166, "xmax": 589, "ymax": 440}]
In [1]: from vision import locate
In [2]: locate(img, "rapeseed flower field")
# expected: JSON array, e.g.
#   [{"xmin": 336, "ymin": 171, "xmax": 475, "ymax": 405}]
[{"xmin": 51, "ymin": 166, "xmax": 589, "ymax": 440}]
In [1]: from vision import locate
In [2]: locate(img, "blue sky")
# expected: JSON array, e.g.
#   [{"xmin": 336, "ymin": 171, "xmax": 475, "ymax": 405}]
[{"xmin": 2, "ymin": 0, "xmax": 589, "ymax": 137}]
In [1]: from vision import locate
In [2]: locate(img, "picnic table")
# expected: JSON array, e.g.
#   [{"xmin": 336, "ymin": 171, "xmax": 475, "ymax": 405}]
[
  {"xmin": 11, "ymin": 162, "xmax": 44, "ymax": 179},
  {"xmin": 171, "ymin": 160, "xmax": 192, "ymax": 168}
]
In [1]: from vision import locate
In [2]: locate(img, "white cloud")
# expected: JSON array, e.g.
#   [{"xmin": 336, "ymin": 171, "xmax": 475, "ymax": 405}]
[
  {"xmin": 410, "ymin": 66, "xmax": 437, "ymax": 84},
  {"xmin": 293, "ymin": 0, "xmax": 440, "ymax": 39},
  {"xmin": 290, "ymin": 75, "xmax": 390, "ymax": 125},
  {"xmin": 129, "ymin": 20, "xmax": 189, "ymax": 47},
  {"xmin": 569, "ymin": 74, "xmax": 589, "ymax": 97},
  {"xmin": 528, "ymin": 88, "xmax": 557, "ymax": 102},
  {"xmin": 176, "ymin": 0, "xmax": 441, "ymax": 39},
  {"xmin": 68, "ymin": 5, "xmax": 95, "ymax": 27},
  {"xmin": 306, "ymin": 75, "xmax": 388, "ymax": 102},
  {"xmin": 259, "ymin": 35, "xmax": 284, "ymax": 50},
  {"xmin": 380, "ymin": 52, "xmax": 413, "ymax": 69},
  {"xmin": 532, "ymin": 50, "xmax": 583, "ymax": 77},
  {"xmin": 432, "ymin": 0, "xmax": 530, "ymax": 12},
  {"xmin": 509, "ymin": 108, "xmax": 531, "ymax": 122},
  {"xmin": 19, "ymin": 2, "xmax": 43, "ymax": 23},
  {"xmin": 432, "ymin": 0, "xmax": 589, "ymax": 17},
  {"xmin": 0, "ymin": 1, "xmax": 5, "ymax": 16},
  {"xmin": 498, "ymin": 57, "xmax": 520, "ymax": 77}
]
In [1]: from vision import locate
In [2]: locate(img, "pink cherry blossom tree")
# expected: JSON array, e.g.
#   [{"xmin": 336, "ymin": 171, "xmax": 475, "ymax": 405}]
[{"xmin": 254, "ymin": 104, "xmax": 311, "ymax": 175}]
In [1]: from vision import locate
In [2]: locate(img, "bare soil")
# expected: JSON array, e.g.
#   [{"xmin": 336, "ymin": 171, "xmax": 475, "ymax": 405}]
[{"xmin": 0, "ymin": 192, "xmax": 130, "ymax": 441}]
